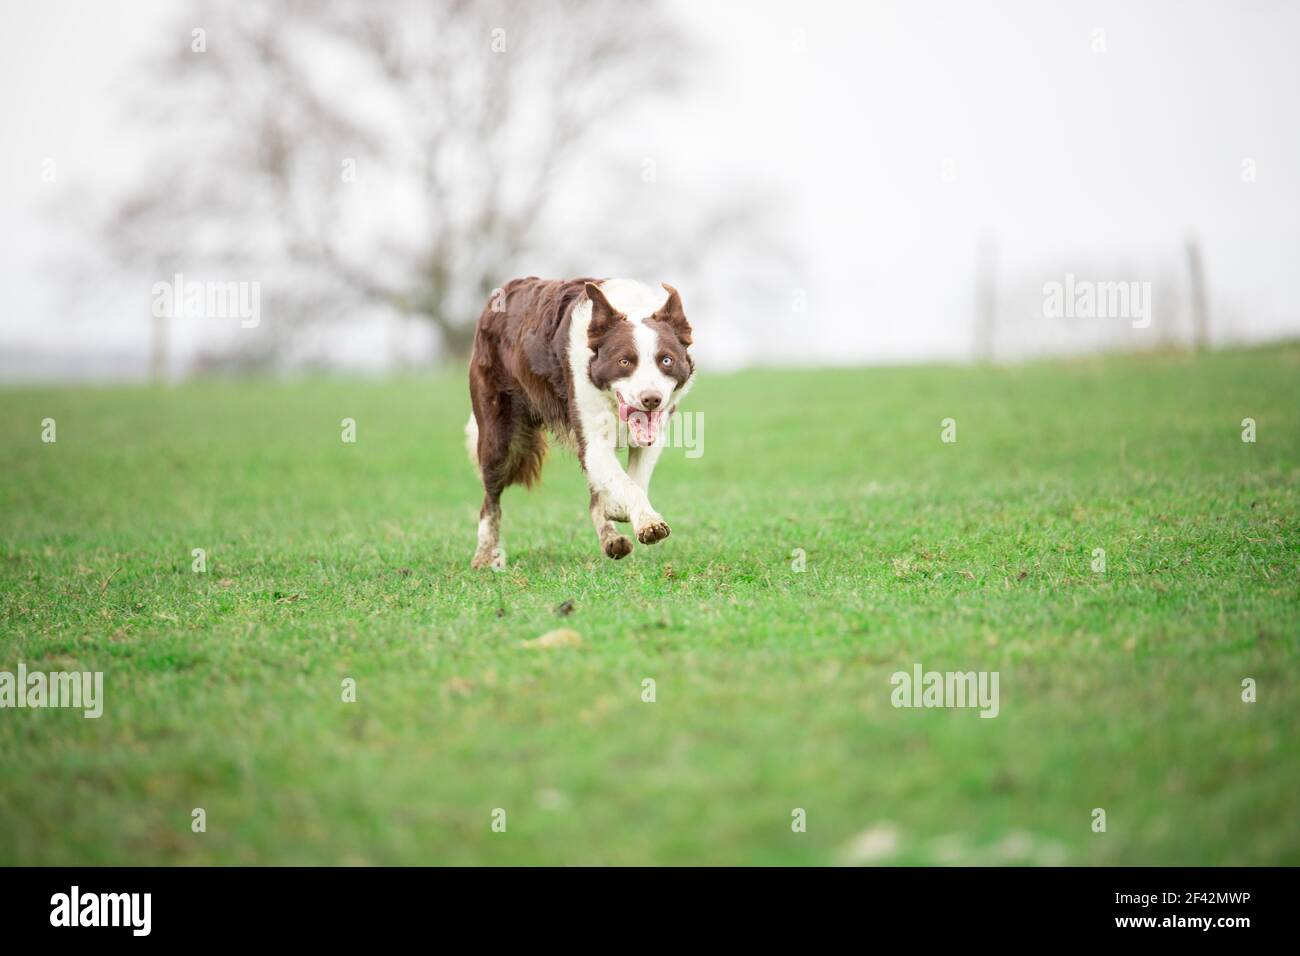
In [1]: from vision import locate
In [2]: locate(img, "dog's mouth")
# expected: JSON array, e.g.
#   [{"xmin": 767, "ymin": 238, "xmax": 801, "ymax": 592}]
[{"xmin": 617, "ymin": 397, "xmax": 667, "ymax": 447}]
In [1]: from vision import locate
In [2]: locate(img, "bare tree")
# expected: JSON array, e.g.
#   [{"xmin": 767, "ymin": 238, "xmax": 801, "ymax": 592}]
[{"xmin": 89, "ymin": 0, "xmax": 789, "ymax": 372}]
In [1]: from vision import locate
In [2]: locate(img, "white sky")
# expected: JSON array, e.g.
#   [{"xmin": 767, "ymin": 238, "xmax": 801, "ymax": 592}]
[{"xmin": 1, "ymin": 0, "xmax": 1298, "ymax": 378}]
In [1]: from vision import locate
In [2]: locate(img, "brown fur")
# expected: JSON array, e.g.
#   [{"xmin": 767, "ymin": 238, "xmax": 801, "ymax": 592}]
[
  {"xmin": 467, "ymin": 277, "xmax": 692, "ymax": 567},
  {"xmin": 586, "ymin": 316, "xmax": 640, "ymax": 391},
  {"xmin": 585, "ymin": 283, "xmax": 692, "ymax": 392},
  {"xmin": 653, "ymin": 283, "xmax": 693, "ymax": 346},
  {"xmin": 468, "ymin": 278, "xmax": 597, "ymax": 517}
]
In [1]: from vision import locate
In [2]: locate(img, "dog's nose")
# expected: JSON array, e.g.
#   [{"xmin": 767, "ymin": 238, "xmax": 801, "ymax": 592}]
[{"xmin": 640, "ymin": 392, "xmax": 662, "ymax": 411}]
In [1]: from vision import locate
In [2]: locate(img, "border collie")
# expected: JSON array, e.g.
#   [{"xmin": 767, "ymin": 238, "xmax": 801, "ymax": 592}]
[{"xmin": 465, "ymin": 278, "xmax": 695, "ymax": 568}]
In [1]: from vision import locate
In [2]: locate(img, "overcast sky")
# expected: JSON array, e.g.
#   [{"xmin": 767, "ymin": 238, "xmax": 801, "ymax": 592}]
[{"xmin": 1, "ymin": 0, "xmax": 1297, "ymax": 378}]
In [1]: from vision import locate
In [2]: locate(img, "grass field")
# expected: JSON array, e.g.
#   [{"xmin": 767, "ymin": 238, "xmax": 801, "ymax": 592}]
[{"xmin": 1, "ymin": 346, "xmax": 1297, "ymax": 865}]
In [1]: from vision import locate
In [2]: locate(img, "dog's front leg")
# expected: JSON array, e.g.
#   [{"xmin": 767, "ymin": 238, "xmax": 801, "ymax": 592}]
[
  {"xmin": 582, "ymin": 431, "xmax": 670, "ymax": 547},
  {"xmin": 589, "ymin": 488, "xmax": 634, "ymax": 559},
  {"xmin": 627, "ymin": 442, "xmax": 665, "ymax": 494}
]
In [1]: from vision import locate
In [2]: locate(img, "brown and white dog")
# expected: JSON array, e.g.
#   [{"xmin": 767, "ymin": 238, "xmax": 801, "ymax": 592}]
[{"xmin": 465, "ymin": 277, "xmax": 695, "ymax": 568}]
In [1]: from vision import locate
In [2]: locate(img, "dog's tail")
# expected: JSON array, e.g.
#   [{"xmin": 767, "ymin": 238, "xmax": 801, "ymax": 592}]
[{"xmin": 464, "ymin": 413, "xmax": 481, "ymax": 478}]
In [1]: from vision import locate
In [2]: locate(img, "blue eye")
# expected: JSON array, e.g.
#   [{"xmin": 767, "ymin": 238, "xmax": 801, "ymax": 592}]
[{"xmin": 661, "ymin": 356, "xmax": 673, "ymax": 367}]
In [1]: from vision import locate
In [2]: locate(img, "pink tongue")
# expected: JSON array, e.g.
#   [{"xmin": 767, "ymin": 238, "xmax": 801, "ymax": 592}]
[{"xmin": 622, "ymin": 404, "xmax": 663, "ymax": 445}]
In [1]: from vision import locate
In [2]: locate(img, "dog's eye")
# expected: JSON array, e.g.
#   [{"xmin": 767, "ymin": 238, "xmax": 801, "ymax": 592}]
[
  {"xmin": 618, "ymin": 357, "xmax": 631, "ymax": 368},
  {"xmin": 660, "ymin": 355, "xmax": 673, "ymax": 368}
]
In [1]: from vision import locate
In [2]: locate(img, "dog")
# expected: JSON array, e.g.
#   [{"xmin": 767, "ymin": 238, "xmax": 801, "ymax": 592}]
[{"xmin": 465, "ymin": 277, "xmax": 694, "ymax": 568}]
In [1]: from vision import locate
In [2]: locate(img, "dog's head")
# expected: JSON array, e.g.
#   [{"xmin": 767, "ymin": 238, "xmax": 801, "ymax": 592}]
[{"xmin": 585, "ymin": 281, "xmax": 694, "ymax": 446}]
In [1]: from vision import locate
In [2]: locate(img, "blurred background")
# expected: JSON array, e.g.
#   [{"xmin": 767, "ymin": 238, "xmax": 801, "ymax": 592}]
[{"xmin": 0, "ymin": 0, "xmax": 1297, "ymax": 382}]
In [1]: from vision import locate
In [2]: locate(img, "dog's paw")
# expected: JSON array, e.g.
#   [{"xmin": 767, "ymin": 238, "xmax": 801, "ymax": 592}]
[
  {"xmin": 471, "ymin": 547, "xmax": 504, "ymax": 570},
  {"xmin": 636, "ymin": 518, "xmax": 671, "ymax": 545},
  {"xmin": 603, "ymin": 534, "xmax": 634, "ymax": 559}
]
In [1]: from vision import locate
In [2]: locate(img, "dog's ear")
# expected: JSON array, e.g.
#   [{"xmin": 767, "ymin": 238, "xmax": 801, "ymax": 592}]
[
  {"xmin": 585, "ymin": 282, "xmax": 626, "ymax": 348},
  {"xmin": 652, "ymin": 282, "xmax": 692, "ymax": 346}
]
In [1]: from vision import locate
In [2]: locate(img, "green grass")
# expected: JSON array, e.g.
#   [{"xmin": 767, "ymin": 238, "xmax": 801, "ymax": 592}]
[{"xmin": 1, "ymin": 346, "xmax": 1298, "ymax": 865}]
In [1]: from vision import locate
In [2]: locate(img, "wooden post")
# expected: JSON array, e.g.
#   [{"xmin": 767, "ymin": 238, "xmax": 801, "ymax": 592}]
[
  {"xmin": 1185, "ymin": 236, "xmax": 1209, "ymax": 351},
  {"xmin": 974, "ymin": 234, "xmax": 997, "ymax": 362},
  {"xmin": 150, "ymin": 308, "xmax": 167, "ymax": 383}
]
